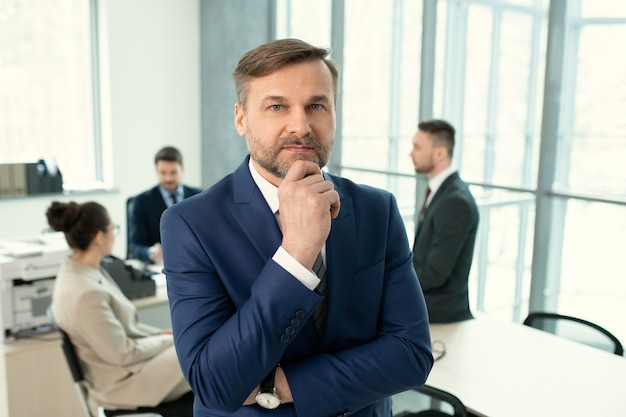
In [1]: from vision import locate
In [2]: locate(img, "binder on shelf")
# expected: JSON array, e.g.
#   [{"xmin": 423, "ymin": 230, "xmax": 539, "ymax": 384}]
[
  {"xmin": 0, "ymin": 164, "xmax": 12, "ymax": 198},
  {"xmin": 26, "ymin": 159, "xmax": 64, "ymax": 195},
  {"xmin": 25, "ymin": 162, "xmax": 43, "ymax": 195},
  {"xmin": 0, "ymin": 160, "xmax": 63, "ymax": 198},
  {"xmin": 11, "ymin": 163, "xmax": 28, "ymax": 197}
]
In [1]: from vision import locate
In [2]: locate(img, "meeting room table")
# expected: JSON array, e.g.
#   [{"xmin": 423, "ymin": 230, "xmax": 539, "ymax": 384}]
[{"xmin": 426, "ymin": 314, "xmax": 626, "ymax": 417}]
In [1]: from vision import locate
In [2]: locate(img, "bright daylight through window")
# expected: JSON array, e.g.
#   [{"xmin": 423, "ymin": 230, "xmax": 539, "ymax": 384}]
[{"xmin": 0, "ymin": 0, "xmax": 102, "ymax": 191}]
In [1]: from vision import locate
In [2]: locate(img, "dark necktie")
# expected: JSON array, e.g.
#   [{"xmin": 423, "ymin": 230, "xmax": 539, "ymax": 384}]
[
  {"xmin": 169, "ymin": 192, "xmax": 178, "ymax": 205},
  {"xmin": 312, "ymin": 252, "xmax": 328, "ymax": 335},
  {"xmin": 418, "ymin": 187, "xmax": 431, "ymax": 221}
]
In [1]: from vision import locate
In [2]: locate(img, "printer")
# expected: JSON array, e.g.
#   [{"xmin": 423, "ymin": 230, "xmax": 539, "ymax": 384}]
[
  {"xmin": 0, "ymin": 232, "xmax": 157, "ymax": 342},
  {"xmin": 0, "ymin": 232, "xmax": 70, "ymax": 341}
]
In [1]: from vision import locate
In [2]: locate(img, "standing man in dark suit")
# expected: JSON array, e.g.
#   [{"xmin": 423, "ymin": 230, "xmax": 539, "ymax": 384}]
[
  {"xmin": 129, "ymin": 146, "xmax": 201, "ymax": 263},
  {"xmin": 411, "ymin": 119, "xmax": 479, "ymax": 323},
  {"xmin": 160, "ymin": 38, "xmax": 433, "ymax": 417}
]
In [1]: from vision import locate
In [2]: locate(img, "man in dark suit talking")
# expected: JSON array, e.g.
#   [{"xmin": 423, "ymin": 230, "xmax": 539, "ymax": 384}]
[
  {"xmin": 128, "ymin": 146, "xmax": 201, "ymax": 263},
  {"xmin": 411, "ymin": 119, "xmax": 479, "ymax": 323}
]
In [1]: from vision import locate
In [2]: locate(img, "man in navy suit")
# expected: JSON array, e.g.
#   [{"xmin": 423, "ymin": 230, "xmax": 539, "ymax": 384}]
[
  {"xmin": 410, "ymin": 120, "xmax": 479, "ymax": 323},
  {"xmin": 160, "ymin": 39, "xmax": 433, "ymax": 417},
  {"xmin": 129, "ymin": 146, "xmax": 201, "ymax": 263}
]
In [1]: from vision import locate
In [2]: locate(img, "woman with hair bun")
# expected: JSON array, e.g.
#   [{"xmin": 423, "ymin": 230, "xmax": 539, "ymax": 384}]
[{"xmin": 46, "ymin": 201, "xmax": 192, "ymax": 416}]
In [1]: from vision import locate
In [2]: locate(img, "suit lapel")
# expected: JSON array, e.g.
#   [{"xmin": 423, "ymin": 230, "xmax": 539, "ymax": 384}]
[
  {"xmin": 320, "ymin": 177, "xmax": 355, "ymax": 347},
  {"xmin": 416, "ymin": 172, "xmax": 460, "ymax": 236},
  {"xmin": 150, "ymin": 186, "xmax": 168, "ymax": 211},
  {"xmin": 428, "ymin": 172, "xmax": 458, "ymax": 208},
  {"xmin": 226, "ymin": 159, "xmax": 283, "ymax": 262},
  {"xmin": 225, "ymin": 161, "xmax": 356, "ymax": 347}
]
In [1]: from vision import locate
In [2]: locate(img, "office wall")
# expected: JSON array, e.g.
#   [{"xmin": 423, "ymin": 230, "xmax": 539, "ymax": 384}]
[
  {"xmin": 0, "ymin": 0, "xmax": 201, "ymax": 259},
  {"xmin": 199, "ymin": 0, "xmax": 273, "ymax": 186}
]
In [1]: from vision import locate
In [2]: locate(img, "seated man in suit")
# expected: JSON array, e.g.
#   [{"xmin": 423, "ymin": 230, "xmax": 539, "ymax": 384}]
[
  {"xmin": 128, "ymin": 146, "xmax": 201, "ymax": 263},
  {"xmin": 410, "ymin": 119, "xmax": 479, "ymax": 323}
]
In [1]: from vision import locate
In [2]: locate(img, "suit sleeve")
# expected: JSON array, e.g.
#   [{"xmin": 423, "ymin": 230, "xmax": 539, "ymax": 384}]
[
  {"xmin": 414, "ymin": 194, "xmax": 476, "ymax": 290},
  {"xmin": 286, "ymin": 194, "xmax": 433, "ymax": 417},
  {"xmin": 161, "ymin": 207, "xmax": 320, "ymax": 413},
  {"xmin": 161, "ymin": 193, "xmax": 433, "ymax": 416},
  {"xmin": 129, "ymin": 196, "xmax": 152, "ymax": 261},
  {"xmin": 75, "ymin": 288, "xmax": 174, "ymax": 366}
]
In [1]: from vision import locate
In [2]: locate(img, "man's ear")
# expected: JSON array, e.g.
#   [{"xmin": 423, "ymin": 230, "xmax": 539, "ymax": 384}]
[
  {"xmin": 234, "ymin": 103, "xmax": 246, "ymax": 136},
  {"xmin": 433, "ymin": 145, "xmax": 445, "ymax": 161}
]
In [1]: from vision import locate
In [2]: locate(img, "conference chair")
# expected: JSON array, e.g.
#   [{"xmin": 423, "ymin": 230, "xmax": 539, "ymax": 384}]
[
  {"xmin": 47, "ymin": 307, "xmax": 194, "ymax": 417},
  {"xmin": 394, "ymin": 385, "xmax": 469, "ymax": 417},
  {"xmin": 523, "ymin": 312, "xmax": 624, "ymax": 356}
]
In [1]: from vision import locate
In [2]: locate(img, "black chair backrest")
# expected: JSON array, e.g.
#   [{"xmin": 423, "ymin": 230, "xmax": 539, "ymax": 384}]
[
  {"xmin": 59, "ymin": 328, "xmax": 86, "ymax": 383},
  {"xmin": 395, "ymin": 385, "xmax": 468, "ymax": 417},
  {"xmin": 523, "ymin": 312, "xmax": 624, "ymax": 356},
  {"xmin": 126, "ymin": 196, "xmax": 134, "ymax": 260},
  {"xmin": 47, "ymin": 308, "xmax": 193, "ymax": 417},
  {"xmin": 47, "ymin": 307, "xmax": 83, "ymax": 383},
  {"xmin": 47, "ymin": 306, "xmax": 94, "ymax": 417},
  {"xmin": 417, "ymin": 385, "xmax": 468, "ymax": 417}
]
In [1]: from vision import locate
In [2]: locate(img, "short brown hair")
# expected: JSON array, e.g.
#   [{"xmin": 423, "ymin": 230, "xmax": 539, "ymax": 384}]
[
  {"xmin": 418, "ymin": 119, "xmax": 456, "ymax": 158},
  {"xmin": 154, "ymin": 146, "xmax": 183, "ymax": 166},
  {"xmin": 231, "ymin": 38, "xmax": 340, "ymax": 108}
]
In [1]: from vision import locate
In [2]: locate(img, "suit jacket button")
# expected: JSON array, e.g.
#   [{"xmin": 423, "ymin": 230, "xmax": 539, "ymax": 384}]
[
  {"xmin": 291, "ymin": 318, "xmax": 301, "ymax": 327},
  {"xmin": 296, "ymin": 309, "xmax": 306, "ymax": 319},
  {"xmin": 280, "ymin": 334, "xmax": 290, "ymax": 344},
  {"xmin": 285, "ymin": 326, "xmax": 295, "ymax": 335}
]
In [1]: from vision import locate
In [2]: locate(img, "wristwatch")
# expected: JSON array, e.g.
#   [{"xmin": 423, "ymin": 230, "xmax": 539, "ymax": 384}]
[{"xmin": 255, "ymin": 366, "xmax": 281, "ymax": 409}]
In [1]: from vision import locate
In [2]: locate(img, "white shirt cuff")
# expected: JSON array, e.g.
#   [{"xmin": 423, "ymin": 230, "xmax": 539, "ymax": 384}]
[{"xmin": 273, "ymin": 246, "xmax": 320, "ymax": 291}]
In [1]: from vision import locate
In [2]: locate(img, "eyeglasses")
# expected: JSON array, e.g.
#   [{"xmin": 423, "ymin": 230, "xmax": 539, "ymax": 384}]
[{"xmin": 107, "ymin": 224, "xmax": 120, "ymax": 236}]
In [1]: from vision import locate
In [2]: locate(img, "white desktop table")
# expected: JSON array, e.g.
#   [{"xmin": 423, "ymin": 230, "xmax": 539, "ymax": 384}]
[{"xmin": 427, "ymin": 316, "xmax": 626, "ymax": 417}]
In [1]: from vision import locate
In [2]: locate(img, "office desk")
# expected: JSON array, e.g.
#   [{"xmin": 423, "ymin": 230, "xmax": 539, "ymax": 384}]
[
  {"xmin": 0, "ymin": 285, "xmax": 170, "ymax": 417},
  {"xmin": 427, "ymin": 316, "xmax": 626, "ymax": 417}
]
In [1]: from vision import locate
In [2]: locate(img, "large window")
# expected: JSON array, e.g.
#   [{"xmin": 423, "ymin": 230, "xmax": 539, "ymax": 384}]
[
  {"xmin": 433, "ymin": 0, "xmax": 549, "ymax": 323},
  {"xmin": 0, "ymin": 0, "xmax": 103, "ymax": 191},
  {"xmin": 551, "ymin": 1, "xmax": 626, "ymax": 342},
  {"xmin": 278, "ymin": 0, "xmax": 626, "ymax": 341}
]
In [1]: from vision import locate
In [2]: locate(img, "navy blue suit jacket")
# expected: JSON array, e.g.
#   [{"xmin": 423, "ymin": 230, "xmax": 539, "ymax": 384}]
[
  {"xmin": 160, "ymin": 157, "xmax": 433, "ymax": 417},
  {"xmin": 413, "ymin": 172, "xmax": 479, "ymax": 323},
  {"xmin": 129, "ymin": 184, "xmax": 201, "ymax": 261}
]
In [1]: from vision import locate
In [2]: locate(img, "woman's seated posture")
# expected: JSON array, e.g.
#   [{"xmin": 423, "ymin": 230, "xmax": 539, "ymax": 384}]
[{"xmin": 46, "ymin": 201, "xmax": 192, "ymax": 416}]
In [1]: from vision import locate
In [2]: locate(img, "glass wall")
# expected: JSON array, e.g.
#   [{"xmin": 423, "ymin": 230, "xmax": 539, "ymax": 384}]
[
  {"xmin": 276, "ymin": 0, "xmax": 626, "ymax": 341},
  {"xmin": 551, "ymin": 0, "xmax": 626, "ymax": 342}
]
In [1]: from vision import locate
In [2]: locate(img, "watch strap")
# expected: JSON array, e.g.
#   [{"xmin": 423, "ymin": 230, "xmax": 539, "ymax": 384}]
[{"xmin": 259, "ymin": 366, "xmax": 277, "ymax": 393}]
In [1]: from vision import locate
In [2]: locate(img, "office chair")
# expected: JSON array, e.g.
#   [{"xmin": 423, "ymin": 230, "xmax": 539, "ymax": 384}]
[
  {"xmin": 126, "ymin": 196, "xmax": 135, "ymax": 260},
  {"xmin": 47, "ymin": 307, "xmax": 193, "ymax": 417},
  {"xmin": 394, "ymin": 385, "xmax": 469, "ymax": 417},
  {"xmin": 523, "ymin": 312, "xmax": 624, "ymax": 356}
]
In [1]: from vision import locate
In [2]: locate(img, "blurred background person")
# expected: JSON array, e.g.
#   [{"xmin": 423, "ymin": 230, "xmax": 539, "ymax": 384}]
[
  {"xmin": 128, "ymin": 146, "xmax": 202, "ymax": 263},
  {"xmin": 410, "ymin": 119, "xmax": 479, "ymax": 323},
  {"xmin": 47, "ymin": 200, "xmax": 192, "ymax": 416}
]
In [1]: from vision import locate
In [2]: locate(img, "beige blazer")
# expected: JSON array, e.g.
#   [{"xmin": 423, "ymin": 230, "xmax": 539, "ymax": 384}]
[{"xmin": 51, "ymin": 258, "xmax": 188, "ymax": 414}]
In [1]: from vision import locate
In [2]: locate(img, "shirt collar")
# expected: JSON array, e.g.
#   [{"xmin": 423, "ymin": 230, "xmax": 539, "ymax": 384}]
[
  {"xmin": 159, "ymin": 185, "xmax": 182, "ymax": 205},
  {"xmin": 428, "ymin": 165, "xmax": 457, "ymax": 200},
  {"xmin": 248, "ymin": 159, "xmax": 279, "ymax": 214}
]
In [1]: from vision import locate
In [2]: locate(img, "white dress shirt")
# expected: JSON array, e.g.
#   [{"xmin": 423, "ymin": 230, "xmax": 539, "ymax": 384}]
[{"xmin": 425, "ymin": 165, "xmax": 457, "ymax": 208}]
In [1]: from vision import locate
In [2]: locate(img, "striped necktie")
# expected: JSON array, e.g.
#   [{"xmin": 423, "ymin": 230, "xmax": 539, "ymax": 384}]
[{"xmin": 312, "ymin": 252, "xmax": 328, "ymax": 335}]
